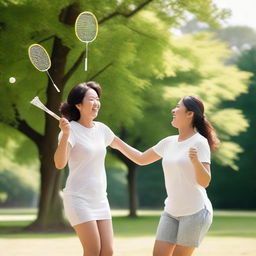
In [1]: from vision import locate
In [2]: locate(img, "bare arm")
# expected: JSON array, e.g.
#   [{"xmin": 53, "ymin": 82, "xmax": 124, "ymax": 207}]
[
  {"xmin": 189, "ymin": 147, "xmax": 211, "ymax": 187},
  {"xmin": 110, "ymin": 136, "xmax": 161, "ymax": 165},
  {"xmin": 54, "ymin": 118, "xmax": 72, "ymax": 170}
]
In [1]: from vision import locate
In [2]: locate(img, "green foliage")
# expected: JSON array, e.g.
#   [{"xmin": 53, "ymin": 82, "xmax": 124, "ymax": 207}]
[
  {"xmin": 137, "ymin": 162, "xmax": 166, "ymax": 208},
  {"xmin": 207, "ymin": 47, "xmax": 256, "ymax": 209},
  {"xmin": 0, "ymin": 0, "xmax": 251, "ymax": 214},
  {"xmin": 106, "ymin": 168, "xmax": 128, "ymax": 208},
  {"xmin": 237, "ymin": 47, "xmax": 256, "ymax": 73},
  {"xmin": 0, "ymin": 0, "xmax": 228, "ymax": 129},
  {"xmin": 0, "ymin": 171, "xmax": 36, "ymax": 206},
  {"xmin": 0, "ymin": 136, "xmax": 39, "ymax": 206},
  {"xmin": 161, "ymin": 32, "xmax": 250, "ymax": 169}
]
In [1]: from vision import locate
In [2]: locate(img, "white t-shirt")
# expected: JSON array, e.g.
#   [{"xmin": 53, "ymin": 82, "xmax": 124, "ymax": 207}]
[
  {"xmin": 58, "ymin": 121, "xmax": 115, "ymax": 201},
  {"xmin": 152, "ymin": 132, "xmax": 212, "ymax": 217}
]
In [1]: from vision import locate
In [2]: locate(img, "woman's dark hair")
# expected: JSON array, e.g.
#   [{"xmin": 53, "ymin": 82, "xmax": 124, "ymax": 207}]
[
  {"xmin": 60, "ymin": 81, "xmax": 101, "ymax": 121},
  {"xmin": 182, "ymin": 96, "xmax": 220, "ymax": 152}
]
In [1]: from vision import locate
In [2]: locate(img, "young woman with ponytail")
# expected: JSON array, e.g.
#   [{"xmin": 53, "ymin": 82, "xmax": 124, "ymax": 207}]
[{"xmin": 111, "ymin": 95, "xmax": 220, "ymax": 256}]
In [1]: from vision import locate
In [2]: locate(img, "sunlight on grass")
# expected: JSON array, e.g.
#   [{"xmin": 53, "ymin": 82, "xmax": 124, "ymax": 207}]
[{"xmin": 0, "ymin": 209, "xmax": 256, "ymax": 239}]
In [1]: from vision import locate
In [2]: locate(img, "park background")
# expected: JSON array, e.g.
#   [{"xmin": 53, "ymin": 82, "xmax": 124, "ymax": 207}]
[{"xmin": 0, "ymin": 0, "xmax": 256, "ymax": 255}]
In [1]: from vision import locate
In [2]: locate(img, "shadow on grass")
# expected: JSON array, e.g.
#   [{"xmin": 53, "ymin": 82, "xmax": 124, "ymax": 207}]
[{"xmin": 0, "ymin": 220, "xmax": 75, "ymax": 238}]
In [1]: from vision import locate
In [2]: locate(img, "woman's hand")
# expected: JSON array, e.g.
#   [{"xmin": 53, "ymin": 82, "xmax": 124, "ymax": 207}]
[
  {"xmin": 54, "ymin": 118, "xmax": 71, "ymax": 170},
  {"xmin": 189, "ymin": 147, "xmax": 199, "ymax": 164},
  {"xmin": 110, "ymin": 136, "xmax": 161, "ymax": 166},
  {"xmin": 59, "ymin": 118, "xmax": 70, "ymax": 135},
  {"xmin": 189, "ymin": 147, "xmax": 211, "ymax": 187}
]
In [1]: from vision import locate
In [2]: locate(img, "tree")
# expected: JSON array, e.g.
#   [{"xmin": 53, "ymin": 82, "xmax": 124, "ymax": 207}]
[
  {"xmin": 112, "ymin": 32, "xmax": 251, "ymax": 214},
  {"xmin": 0, "ymin": 136, "xmax": 38, "ymax": 206},
  {"xmin": 206, "ymin": 47, "xmax": 256, "ymax": 209},
  {"xmin": 216, "ymin": 26, "xmax": 256, "ymax": 50},
  {"xmin": 179, "ymin": 22, "xmax": 256, "ymax": 209},
  {"xmin": 181, "ymin": 20, "xmax": 256, "ymax": 63},
  {"xmin": 0, "ymin": 0, "xmax": 233, "ymax": 229}
]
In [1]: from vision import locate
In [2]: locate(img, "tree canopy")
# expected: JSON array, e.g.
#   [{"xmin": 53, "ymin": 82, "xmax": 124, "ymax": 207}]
[{"xmin": 0, "ymin": 0, "xmax": 251, "ymax": 228}]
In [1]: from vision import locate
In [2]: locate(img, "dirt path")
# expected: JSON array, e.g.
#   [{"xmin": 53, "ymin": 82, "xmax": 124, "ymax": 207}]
[{"xmin": 0, "ymin": 236, "xmax": 255, "ymax": 256}]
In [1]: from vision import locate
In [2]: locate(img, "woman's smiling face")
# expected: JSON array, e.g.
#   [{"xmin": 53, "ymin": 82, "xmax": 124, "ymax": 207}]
[
  {"xmin": 171, "ymin": 99, "xmax": 193, "ymax": 128},
  {"xmin": 76, "ymin": 88, "xmax": 101, "ymax": 120}
]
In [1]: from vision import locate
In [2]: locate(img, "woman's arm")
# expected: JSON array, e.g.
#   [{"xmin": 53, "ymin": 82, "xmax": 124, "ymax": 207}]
[
  {"xmin": 110, "ymin": 136, "xmax": 161, "ymax": 165},
  {"xmin": 189, "ymin": 147, "xmax": 211, "ymax": 187},
  {"xmin": 54, "ymin": 118, "xmax": 72, "ymax": 170}
]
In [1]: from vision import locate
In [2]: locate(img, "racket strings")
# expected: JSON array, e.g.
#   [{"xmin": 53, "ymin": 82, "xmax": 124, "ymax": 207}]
[
  {"xmin": 29, "ymin": 45, "xmax": 50, "ymax": 71},
  {"xmin": 76, "ymin": 13, "xmax": 97, "ymax": 42},
  {"xmin": 75, "ymin": 12, "xmax": 98, "ymax": 71},
  {"xmin": 30, "ymin": 96, "xmax": 60, "ymax": 120},
  {"xmin": 30, "ymin": 96, "xmax": 50, "ymax": 112},
  {"xmin": 28, "ymin": 44, "xmax": 60, "ymax": 92}
]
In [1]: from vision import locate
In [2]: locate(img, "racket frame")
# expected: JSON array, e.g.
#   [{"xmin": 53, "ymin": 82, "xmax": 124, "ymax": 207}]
[
  {"xmin": 28, "ymin": 44, "xmax": 52, "ymax": 72},
  {"xmin": 75, "ymin": 11, "xmax": 98, "ymax": 43},
  {"xmin": 28, "ymin": 44, "xmax": 60, "ymax": 92}
]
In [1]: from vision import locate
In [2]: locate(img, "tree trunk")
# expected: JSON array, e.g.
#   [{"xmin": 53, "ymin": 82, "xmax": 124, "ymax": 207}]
[
  {"xmin": 127, "ymin": 162, "xmax": 138, "ymax": 217},
  {"xmin": 28, "ymin": 147, "xmax": 68, "ymax": 231},
  {"xmin": 111, "ymin": 148, "xmax": 139, "ymax": 217},
  {"xmin": 27, "ymin": 29, "xmax": 72, "ymax": 231}
]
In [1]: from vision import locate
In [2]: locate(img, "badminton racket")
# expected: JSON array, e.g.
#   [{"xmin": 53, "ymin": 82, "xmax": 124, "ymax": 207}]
[
  {"xmin": 28, "ymin": 44, "xmax": 60, "ymax": 92},
  {"xmin": 30, "ymin": 96, "xmax": 60, "ymax": 121},
  {"xmin": 75, "ymin": 11, "xmax": 98, "ymax": 71}
]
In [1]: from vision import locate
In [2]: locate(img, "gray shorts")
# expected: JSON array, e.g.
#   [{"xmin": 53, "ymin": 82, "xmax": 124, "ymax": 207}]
[{"xmin": 155, "ymin": 207, "xmax": 212, "ymax": 247}]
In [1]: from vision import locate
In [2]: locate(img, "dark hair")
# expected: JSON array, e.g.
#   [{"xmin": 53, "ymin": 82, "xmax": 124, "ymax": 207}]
[
  {"xmin": 60, "ymin": 81, "xmax": 102, "ymax": 121},
  {"xmin": 182, "ymin": 96, "xmax": 220, "ymax": 152}
]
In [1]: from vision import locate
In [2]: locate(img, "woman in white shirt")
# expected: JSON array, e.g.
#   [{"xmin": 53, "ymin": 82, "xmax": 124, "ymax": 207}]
[
  {"xmin": 111, "ymin": 96, "xmax": 219, "ymax": 256},
  {"xmin": 54, "ymin": 81, "xmax": 115, "ymax": 256}
]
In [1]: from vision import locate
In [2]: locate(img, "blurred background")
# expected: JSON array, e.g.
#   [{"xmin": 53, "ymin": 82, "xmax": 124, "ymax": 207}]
[{"xmin": 0, "ymin": 0, "xmax": 255, "ymax": 255}]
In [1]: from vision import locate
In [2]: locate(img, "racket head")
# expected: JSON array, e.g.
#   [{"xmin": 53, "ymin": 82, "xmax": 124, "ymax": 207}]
[
  {"xmin": 28, "ymin": 44, "xmax": 51, "ymax": 72},
  {"xmin": 75, "ymin": 11, "xmax": 98, "ymax": 43}
]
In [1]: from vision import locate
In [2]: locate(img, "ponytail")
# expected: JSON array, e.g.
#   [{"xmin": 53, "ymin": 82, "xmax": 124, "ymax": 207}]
[
  {"xmin": 182, "ymin": 96, "xmax": 220, "ymax": 152},
  {"xmin": 59, "ymin": 102, "xmax": 80, "ymax": 121}
]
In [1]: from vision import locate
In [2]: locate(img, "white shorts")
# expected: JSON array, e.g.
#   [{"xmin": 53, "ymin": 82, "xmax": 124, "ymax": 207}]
[{"xmin": 63, "ymin": 194, "xmax": 111, "ymax": 226}]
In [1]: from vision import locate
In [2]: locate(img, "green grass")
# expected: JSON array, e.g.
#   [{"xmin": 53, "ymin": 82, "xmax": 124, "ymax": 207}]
[
  {"xmin": 209, "ymin": 216, "xmax": 256, "ymax": 237},
  {"xmin": 0, "ymin": 208, "xmax": 37, "ymax": 215},
  {"xmin": 113, "ymin": 215, "xmax": 256, "ymax": 238},
  {"xmin": 0, "ymin": 210, "xmax": 256, "ymax": 239},
  {"xmin": 113, "ymin": 216, "xmax": 159, "ymax": 237}
]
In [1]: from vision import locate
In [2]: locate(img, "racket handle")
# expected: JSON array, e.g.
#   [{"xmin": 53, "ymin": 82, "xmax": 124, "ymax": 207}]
[
  {"xmin": 47, "ymin": 109, "xmax": 61, "ymax": 121},
  {"xmin": 85, "ymin": 57, "xmax": 88, "ymax": 71},
  {"xmin": 53, "ymin": 83, "xmax": 60, "ymax": 93},
  {"xmin": 47, "ymin": 71, "xmax": 60, "ymax": 92},
  {"xmin": 51, "ymin": 113, "xmax": 61, "ymax": 121}
]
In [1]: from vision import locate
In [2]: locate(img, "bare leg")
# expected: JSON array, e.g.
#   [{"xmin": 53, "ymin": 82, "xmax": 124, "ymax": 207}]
[
  {"xmin": 153, "ymin": 240, "xmax": 176, "ymax": 256},
  {"xmin": 173, "ymin": 245, "xmax": 195, "ymax": 256},
  {"xmin": 97, "ymin": 219, "xmax": 114, "ymax": 256},
  {"xmin": 73, "ymin": 221, "xmax": 101, "ymax": 256}
]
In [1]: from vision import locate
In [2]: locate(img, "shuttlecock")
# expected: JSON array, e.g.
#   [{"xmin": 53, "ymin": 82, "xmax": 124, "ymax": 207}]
[{"xmin": 9, "ymin": 77, "xmax": 16, "ymax": 83}]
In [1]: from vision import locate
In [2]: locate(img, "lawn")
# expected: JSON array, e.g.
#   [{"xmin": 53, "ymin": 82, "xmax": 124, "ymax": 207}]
[
  {"xmin": 0, "ymin": 208, "xmax": 256, "ymax": 238},
  {"xmin": 0, "ymin": 209, "xmax": 256, "ymax": 256}
]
